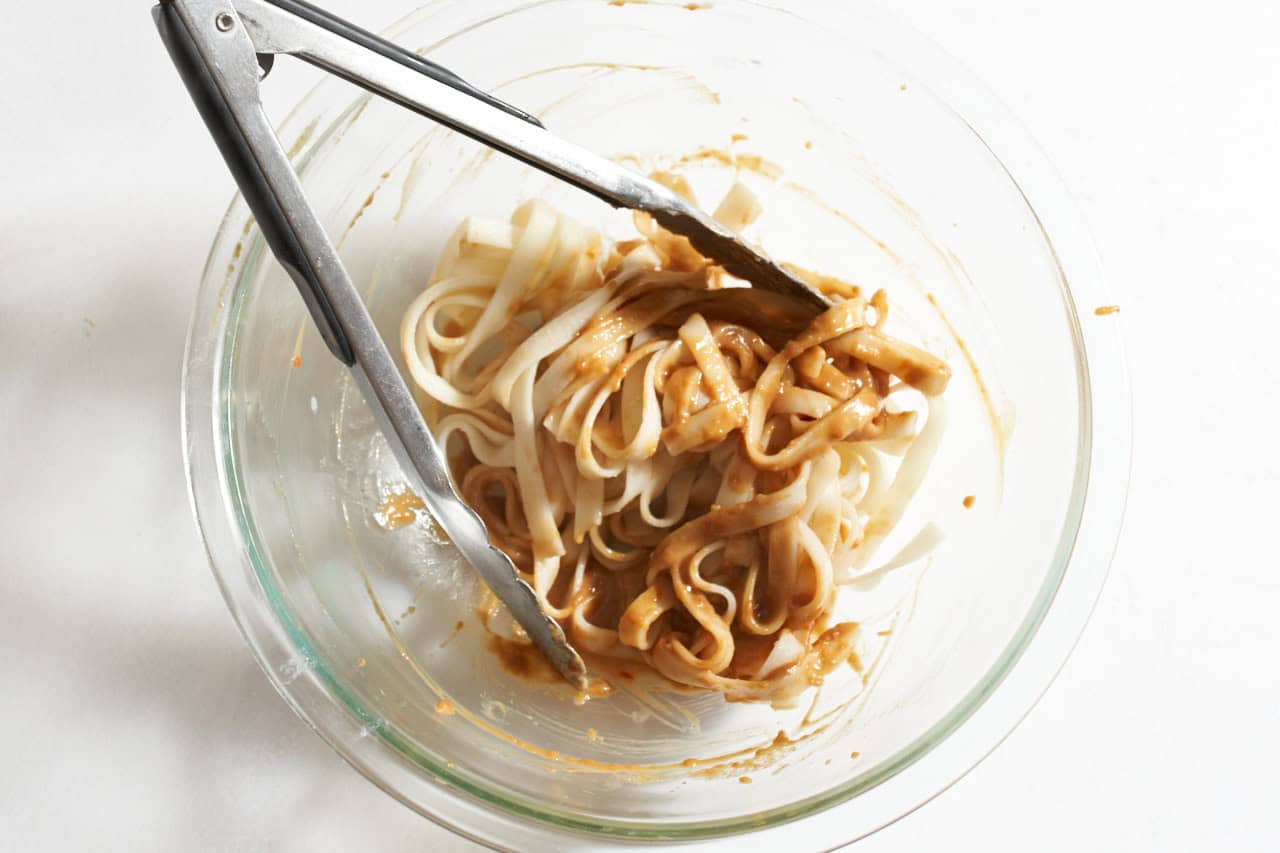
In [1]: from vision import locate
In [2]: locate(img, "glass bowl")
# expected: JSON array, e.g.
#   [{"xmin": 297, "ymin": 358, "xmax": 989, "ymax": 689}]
[{"xmin": 182, "ymin": 0, "xmax": 1130, "ymax": 848}]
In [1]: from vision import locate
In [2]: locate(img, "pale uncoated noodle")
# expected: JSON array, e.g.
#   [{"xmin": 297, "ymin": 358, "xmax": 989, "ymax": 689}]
[{"xmin": 401, "ymin": 185, "xmax": 951, "ymax": 703}]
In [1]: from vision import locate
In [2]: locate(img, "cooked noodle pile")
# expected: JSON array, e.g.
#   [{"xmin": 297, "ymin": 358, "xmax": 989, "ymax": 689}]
[{"xmin": 402, "ymin": 185, "xmax": 950, "ymax": 702}]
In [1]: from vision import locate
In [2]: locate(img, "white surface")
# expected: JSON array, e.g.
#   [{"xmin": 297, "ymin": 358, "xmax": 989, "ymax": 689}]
[{"xmin": 0, "ymin": 1, "xmax": 1276, "ymax": 850}]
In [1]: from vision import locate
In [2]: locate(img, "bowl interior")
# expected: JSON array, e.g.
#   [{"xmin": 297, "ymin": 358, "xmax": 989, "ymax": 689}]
[{"xmin": 207, "ymin": 0, "xmax": 1086, "ymax": 839}]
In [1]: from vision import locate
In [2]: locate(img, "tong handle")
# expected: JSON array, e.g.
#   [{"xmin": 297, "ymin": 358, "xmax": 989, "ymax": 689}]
[{"xmin": 155, "ymin": 0, "xmax": 355, "ymax": 364}]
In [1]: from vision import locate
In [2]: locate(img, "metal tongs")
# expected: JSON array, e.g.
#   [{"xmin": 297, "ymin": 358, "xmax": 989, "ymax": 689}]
[{"xmin": 155, "ymin": 0, "xmax": 829, "ymax": 690}]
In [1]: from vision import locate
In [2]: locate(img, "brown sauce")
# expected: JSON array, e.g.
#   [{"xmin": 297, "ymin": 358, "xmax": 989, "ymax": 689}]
[
  {"xmin": 487, "ymin": 635, "xmax": 563, "ymax": 684},
  {"xmin": 376, "ymin": 490, "xmax": 425, "ymax": 530}
]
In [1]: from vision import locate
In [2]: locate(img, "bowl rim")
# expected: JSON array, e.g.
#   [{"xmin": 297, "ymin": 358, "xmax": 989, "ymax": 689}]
[{"xmin": 181, "ymin": 1, "xmax": 1132, "ymax": 848}]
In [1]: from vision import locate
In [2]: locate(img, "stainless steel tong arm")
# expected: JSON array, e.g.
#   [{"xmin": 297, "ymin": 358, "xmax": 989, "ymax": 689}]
[{"xmin": 154, "ymin": 0, "xmax": 591, "ymax": 689}]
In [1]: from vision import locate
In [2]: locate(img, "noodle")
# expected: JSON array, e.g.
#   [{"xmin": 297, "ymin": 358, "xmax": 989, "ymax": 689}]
[{"xmin": 401, "ymin": 189, "xmax": 951, "ymax": 703}]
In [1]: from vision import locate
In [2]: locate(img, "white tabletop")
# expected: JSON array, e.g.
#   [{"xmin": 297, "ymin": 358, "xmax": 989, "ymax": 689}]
[{"xmin": 2, "ymin": 0, "xmax": 1276, "ymax": 850}]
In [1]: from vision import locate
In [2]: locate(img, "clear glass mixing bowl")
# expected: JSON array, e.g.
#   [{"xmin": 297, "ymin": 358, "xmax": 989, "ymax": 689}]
[{"xmin": 182, "ymin": 1, "xmax": 1130, "ymax": 848}]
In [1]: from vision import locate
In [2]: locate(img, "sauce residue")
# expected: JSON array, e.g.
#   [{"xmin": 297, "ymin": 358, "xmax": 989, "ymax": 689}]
[
  {"xmin": 487, "ymin": 635, "xmax": 562, "ymax": 684},
  {"xmin": 337, "ymin": 163, "xmax": 400, "ymax": 249},
  {"xmin": 437, "ymin": 619, "xmax": 464, "ymax": 648},
  {"xmin": 347, "ymin": 190, "xmax": 378, "ymax": 232},
  {"xmin": 285, "ymin": 117, "xmax": 319, "ymax": 161},
  {"xmin": 963, "ymin": 495, "xmax": 976, "ymax": 509},
  {"xmin": 608, "ymin": 0, "xmax": 711, "ymax": 7},
  {"xmin": 926, "ymin": 292, "xmax": 1006, "ymax": 472},
  {"xmin": 625, "ymin": 146, "xmax": 785, "ymax": 181},
  {"xmin": 364, "ymin": 566, "xmax": 852, "ymax": 777},
  {"xmin": 685, "ymin": 726, "xmax": 831, "ymax": 780},
  {"xmin": 713, "ymin": 149, "xmax": 783, "ymax": 179},
  {"xmin": 778, "ymin": 180, "xmax": 897, "ymax": 259},
  {"xmin": 478, "ymin": 603, "xmax": 616, "ymax": 701},
  {"xmin": 435, "ymin": 698, "xmax": 456, "ymax": 715},
  {"xmin": 1094, "ymin": 305, "xmax": 1120, "ymax": 316},
  {"xmin": 375, "ymin": 489, "xmax": 425, "ymax": 530}
]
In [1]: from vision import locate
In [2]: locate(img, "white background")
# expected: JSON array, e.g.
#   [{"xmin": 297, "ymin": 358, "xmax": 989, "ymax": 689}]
[{"xmin": 2, "ymin": 0, "xmax": 1277, "ymax": 850}]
